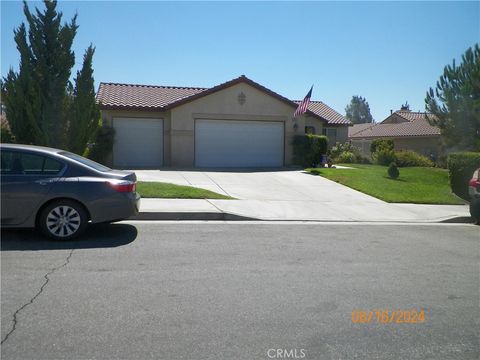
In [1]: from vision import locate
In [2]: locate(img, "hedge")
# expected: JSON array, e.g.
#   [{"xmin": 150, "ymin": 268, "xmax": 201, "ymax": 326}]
[
  {"xmin": 292, "ymin": 134, "xmax": 328, "ymax": 167},
  {"xmin": 447, "ymin": 152, "xmax": 480, "ymax": 200},
  {"xmin": 395, "ymin": 150, "xmax": 434, "ymax": 167}
]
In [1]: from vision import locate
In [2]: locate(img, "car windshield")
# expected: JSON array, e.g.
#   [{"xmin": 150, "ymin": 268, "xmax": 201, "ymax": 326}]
[{"xmin": 59, "ymin": 151, "xmax": 112, "ymax": 172}]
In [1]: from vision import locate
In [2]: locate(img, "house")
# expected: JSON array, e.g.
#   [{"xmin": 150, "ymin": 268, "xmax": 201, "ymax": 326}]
[
  {"xmin": 348, "ymin": 109, "xmax": 442, "ymax": 158},
  {"xmin": 96, "ymin": 75, "xmax": 351, "ymax": 168}
]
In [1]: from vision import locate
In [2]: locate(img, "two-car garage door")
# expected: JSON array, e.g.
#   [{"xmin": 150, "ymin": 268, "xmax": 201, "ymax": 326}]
[
  {"xmin": 113, "ymin": 117, "xmax": 163, "ymax": 168},
  {"xmin": 112, "ymin": 118, "xmax": 284, "ymax": 168},
  {"xmin": 195, "ymin": 119, "xmax": 284, "ymax": 167}
]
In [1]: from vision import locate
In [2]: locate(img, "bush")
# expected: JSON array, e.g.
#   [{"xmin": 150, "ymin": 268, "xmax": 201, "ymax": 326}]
[
  {"xmin": 373, "ymin": 148, "xmax": 397, "ymax": 166},
  {"xmin": 336, "ymin": 151, "xmax": 357, "ymax": 163},
  {"xmin": 87, "ymin": 126, "xmax": 115, "ymax": 165},
  {"xmin": 370, "ymin": 139, "xmax": 394, "ymax": 154},
  {"xmin": 447, "ymin": 152, "xmax": 480, "ymax": 200},
  {"xmin": 359, "ymin": 156, "xmax": 372, "ymax": 164},
  {"xmin": 293, "ymin": 134, "xmax": 328, "ymax": 167},
  {"xmin": 388, "ymin": 162, "xmax": 400, "ymax": 179},
  {"xmin": 395, "ymin": 150, "xmax": 434, "ymax": 167},
  {"xmin": 330, "ymin": 142, "xmax": 360, "ymax": 159}
]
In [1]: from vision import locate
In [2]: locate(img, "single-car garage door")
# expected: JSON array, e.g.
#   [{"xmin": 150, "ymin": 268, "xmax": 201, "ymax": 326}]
[
  {"xmin": 195, "ymin": 119, "xmax": 284, "ymax": 167},
  {"xmin": 113, "ymin": 117, "xmax": 163, "ymax": 168}
]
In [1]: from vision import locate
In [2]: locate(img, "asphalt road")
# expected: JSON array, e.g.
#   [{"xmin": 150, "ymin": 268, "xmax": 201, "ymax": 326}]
[{"xmin": 1, "ymin": 222, "xmax": 479, "ymax": 360}]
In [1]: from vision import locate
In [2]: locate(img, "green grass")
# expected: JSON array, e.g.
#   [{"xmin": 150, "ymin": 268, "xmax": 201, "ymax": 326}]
[
  {"xmin": 136, "ymin": 181, "xmax": 234, "ymax": 199},
  {"xmin": 306, "ymin": 164, "xmax": 465, "ymax": 205}
]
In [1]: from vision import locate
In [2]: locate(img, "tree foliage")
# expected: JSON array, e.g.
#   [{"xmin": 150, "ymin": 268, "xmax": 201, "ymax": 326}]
[
  {"xmin": 345, "ymin": 95, "xmax": 374, "ymax": 124},
  {"xmin": 67, "ymin": 45, "xmax": 100, "ymax": 154},
  {"xmin": 1, "ymin": 0, "xmax": 99, "ymax": 154},
  {"xmin": 425, "ymin": 44, "xmax": 480, "ymax": 151}
]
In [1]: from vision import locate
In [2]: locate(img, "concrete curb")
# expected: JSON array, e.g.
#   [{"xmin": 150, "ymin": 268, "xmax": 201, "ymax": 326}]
[
  {"xmin": 131, "ymin": 212, "xmax": 474, "ymax": 224},
  {"xmin": 131, "ymin": 212, "xmax": 257, "ymax": 221}
]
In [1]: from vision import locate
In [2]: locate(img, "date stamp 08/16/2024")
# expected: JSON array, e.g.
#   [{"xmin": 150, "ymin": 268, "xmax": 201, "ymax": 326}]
[{"xmin": 352, "ymin": 309, "xmax": 427, "ymax": 324}]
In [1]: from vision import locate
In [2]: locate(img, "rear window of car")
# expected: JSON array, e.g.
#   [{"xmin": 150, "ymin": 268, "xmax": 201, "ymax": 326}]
[
  {"xmin": 58, "ymin": 151, "xmax": 111, "ymax": 172},
  {"xmin": 1, "ymin": 150, "xmax": 64, "ymax": 175}
]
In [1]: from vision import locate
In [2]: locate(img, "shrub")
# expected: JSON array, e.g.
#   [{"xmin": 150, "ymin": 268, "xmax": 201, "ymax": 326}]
[
  {"xmin": 395, "ymin": 150, "xmax": 434, "ymax": 167},
  {"xmin": 447, "ymin": 152, "xmax": 480, "ymax": 200},
  {"xmin": 330, "ymin": 142, "xmax": 360, "ymax": 159},
  {"xmin": 373, "ymin": 148, "xmax": 397, "ymax": 166},
  {"xmin": 293, "ymin": 134, "xmax": 328, "ymax": 167},
  {"xmin": 336, "ymin": 151, "xmax": 357, "ymax": 163},
  {"xmin": 388, "ymin": 162, "xmax": 400, "ymax": 179},
  {"xmin": 370, "ymin": 139, "xmax": 394, "ymax": 154},
  {"xmin": 87, "ymin": 126, "xmax": 115, "ymax": 165},
  {"xmin": 359, "ymin": 156, "xmax": 372, "ymax": 164},
  {"xmin": 329, "ymin": 142, "xmax": 365, "ymax": 164}
]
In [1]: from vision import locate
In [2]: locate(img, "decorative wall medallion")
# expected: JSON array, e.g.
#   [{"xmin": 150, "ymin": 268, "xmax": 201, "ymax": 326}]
[{"xmin": 238, "ymin": 92, "xmax": 246, "ymax": 105}]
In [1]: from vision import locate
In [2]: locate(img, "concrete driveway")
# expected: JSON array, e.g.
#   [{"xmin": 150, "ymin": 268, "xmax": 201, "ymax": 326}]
[
  {"xmin": 135, "ymin": 168, "xmax": 380, "ymax": 202},
  {"xmin": 133, "ymin": 169, "xmax": 470, "ymax": 222}
]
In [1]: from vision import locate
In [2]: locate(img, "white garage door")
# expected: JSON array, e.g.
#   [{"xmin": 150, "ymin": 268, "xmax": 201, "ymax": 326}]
[
  {"xmin": 113, "ymin": 117, "xmax": 163, "ymax": 168},
  {"xmin": 195, "ymin": 119, "xmax": 284, "ymax": 167}
]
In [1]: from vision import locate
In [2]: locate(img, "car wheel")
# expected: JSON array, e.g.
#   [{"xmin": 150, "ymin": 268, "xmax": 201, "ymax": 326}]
[{"xmin": 39, "ymin": 200, "xmax": 87, "ymax": 240}]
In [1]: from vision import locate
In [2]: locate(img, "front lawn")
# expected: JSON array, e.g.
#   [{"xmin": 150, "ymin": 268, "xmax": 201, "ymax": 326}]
[
  {"xmin": 306, "ymin": 164, "xmax": 465, "ymax": 204},
  {"xmin": 136, "ymin": 182, "xmax": 234, "ymax": 199}
]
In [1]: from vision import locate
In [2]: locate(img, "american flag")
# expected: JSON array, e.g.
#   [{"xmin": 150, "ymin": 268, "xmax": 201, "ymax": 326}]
[{"xmin": 294, "ymin": 86, "xmax": 313, "ymax": 117}]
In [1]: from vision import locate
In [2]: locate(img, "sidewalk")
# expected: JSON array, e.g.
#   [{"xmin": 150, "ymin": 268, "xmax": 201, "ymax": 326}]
[{"xmin": 133, "ymin": 198, "xmax": 472, "ymax": 223}]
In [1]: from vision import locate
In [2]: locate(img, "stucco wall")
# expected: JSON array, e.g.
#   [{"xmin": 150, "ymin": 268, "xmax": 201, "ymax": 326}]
[
  {"xmin": 351, "ymin": 136, "xmax": 442, "ymax": 159},
  {"xmin": 304, "ymin": 117, "xmax": 324, "ymax": 135},
  {"xmin": 393, "ymin": 137, "xmax": 442, "ymax": 157},
  {"xmin": 170, "ymin": 83, "xmax": 303, "ymax": 167}
]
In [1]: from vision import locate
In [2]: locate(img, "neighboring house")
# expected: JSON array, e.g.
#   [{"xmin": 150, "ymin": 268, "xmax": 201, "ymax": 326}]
[
  {"xmin": 96, "ymin": 75, "xmax": 351, "ymax": 168},
  {"xmin": 348, "ymin": 110, "xmax": 442, "ymax": 158}
]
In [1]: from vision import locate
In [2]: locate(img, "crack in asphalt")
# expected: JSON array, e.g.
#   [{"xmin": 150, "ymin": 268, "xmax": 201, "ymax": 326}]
[{"xmin": 1, "ymin": 249, "xmax": 75, "ymax": 345}]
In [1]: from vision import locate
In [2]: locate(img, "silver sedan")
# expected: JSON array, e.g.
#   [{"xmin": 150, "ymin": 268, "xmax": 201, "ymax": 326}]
[{"xmin": 1, "ymin": 144, "xmax": 140, "ymax": 240}]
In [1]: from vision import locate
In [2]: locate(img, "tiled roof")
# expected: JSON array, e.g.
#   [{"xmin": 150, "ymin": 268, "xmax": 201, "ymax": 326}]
[
  {"xmin": 96, "ymin": 83, "xmax": 207, "ymax": 110},
  {"xmin": 348, "ymin": 123, "xmax": 375, "ymax": 137},
  {"xmin": 392, "ymin": 110, "xmax": 436, "ymax": 123},
  {"xmin": 96, "ymin": 75, "xmax": 331, "ymax": 123},
  {"xmin": 349, "ymin": 118, "xmax": 440, "ymax": 139},
  {"xmin": 294, "ymin": 100, "xmax": 351, "ymax": 125}
]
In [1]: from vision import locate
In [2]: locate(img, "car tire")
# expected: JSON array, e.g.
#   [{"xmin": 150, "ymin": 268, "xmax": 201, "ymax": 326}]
[
  {"xmin": 39, "ymin": 200, "xmax": 88, "ymax": 240},
  {"xmin": 470, "ymin": 198, "xmax": 480, "ymax": 224}
]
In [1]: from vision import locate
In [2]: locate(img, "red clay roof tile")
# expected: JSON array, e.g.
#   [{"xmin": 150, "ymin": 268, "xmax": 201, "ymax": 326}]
[
  {"xmin": 294, "ymin": 100, "xmax": 351, "ymax": 125},
  {"xmin": 96, "ymin": 76, "xmax": 335, "ymax": 123}
]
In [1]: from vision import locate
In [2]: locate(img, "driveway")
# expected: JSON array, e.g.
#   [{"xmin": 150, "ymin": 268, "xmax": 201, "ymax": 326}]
[
  {"xmin": 133, "ymin": 169, "xmax": 471, "ymax": 222},
  {"xmin": 135, "ymin": 169, "xmax": 381, "ymax": 202}
]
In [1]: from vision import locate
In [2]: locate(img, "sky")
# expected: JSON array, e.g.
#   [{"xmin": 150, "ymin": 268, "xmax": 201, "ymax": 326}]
[{"xmin": 1, "ymin": 1, "xmax": 479, "ymax": 122}]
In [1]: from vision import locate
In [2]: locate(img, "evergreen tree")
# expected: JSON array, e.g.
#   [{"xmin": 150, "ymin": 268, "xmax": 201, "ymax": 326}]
[
  {"xmin": 67, "ymin": 45, "xmax": 100, "ymax": 155},
  {"xmin": 345, "ymin": 96, "xmax": 374, "ymax": 124},
  {"xmin": 1, "ymin": 23, "xmax": 43, "ymax": 144},
  {"xmin": 425, "ymin": 44, "xmax": 480, "ymax": 151},
  {"xmin": 2, "ymin": 0, "xmax": 99, "ymax": 154}
]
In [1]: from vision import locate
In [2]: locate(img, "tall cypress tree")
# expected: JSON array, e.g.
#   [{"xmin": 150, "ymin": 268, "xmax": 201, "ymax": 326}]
[
  {"xmin": 2, "ymin": 23, "xmax": 43, "ymax": 144},
  {"xmin": 2, "ymin": 0, "xmax": 99, "ymax": 153},
  {"xmin": 24, "ymin": 0, "xmax": 77, "ymax": 148},
  {"xmin": 67, "ymin": 45, "xmax": 100, "ymax": 155}
]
